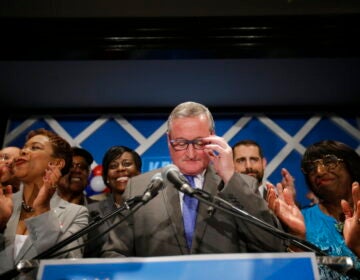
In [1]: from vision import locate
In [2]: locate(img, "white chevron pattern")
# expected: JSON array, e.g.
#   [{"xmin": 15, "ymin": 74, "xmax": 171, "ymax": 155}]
[{"xmin": 2, "ymin": 113, "xmax": 359, "ymax": 206}]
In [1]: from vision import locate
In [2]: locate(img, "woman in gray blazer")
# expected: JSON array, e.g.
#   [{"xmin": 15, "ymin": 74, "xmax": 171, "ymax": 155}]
[{"xmin": 0, "ymin": 128, "xmax": 88, "ymax": 277}]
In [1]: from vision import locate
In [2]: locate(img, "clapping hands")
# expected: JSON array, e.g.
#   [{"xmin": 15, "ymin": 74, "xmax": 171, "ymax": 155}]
[{"xmin": 341, "ymin": 182, "xmax": 360, "ymax": 257}]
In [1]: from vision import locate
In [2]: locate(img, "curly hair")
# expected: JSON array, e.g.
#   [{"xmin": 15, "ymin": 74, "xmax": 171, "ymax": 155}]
[{"xmin": 26, "ymin": 128, "xmax": 72, "ymax": 175}]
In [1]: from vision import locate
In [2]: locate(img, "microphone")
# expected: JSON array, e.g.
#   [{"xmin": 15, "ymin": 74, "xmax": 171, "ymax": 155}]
[
  {"xmin": 0, "ymin": 173, "xmax": 165, "ymax": 280},
  {"xmin": 161, "ymin": 167, "xmax": 330, "ymax": 258},
  {"xmin": 161, "ymin": 164, "xmax": 195, "ymax": 195},
  {"xmin": 141, "ymin": 172, "xmax": 164, "ymax": 202}
]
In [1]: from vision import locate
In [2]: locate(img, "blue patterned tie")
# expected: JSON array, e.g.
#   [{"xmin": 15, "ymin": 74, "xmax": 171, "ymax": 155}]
[{"xmin": 183, "ymin": 175, "xmax": 198, "ymax": 249}]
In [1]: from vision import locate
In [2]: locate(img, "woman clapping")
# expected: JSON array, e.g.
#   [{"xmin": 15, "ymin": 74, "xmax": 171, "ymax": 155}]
[{"xmin": 0, "ymin": 128, "xmax": 88, "ymax": 276}]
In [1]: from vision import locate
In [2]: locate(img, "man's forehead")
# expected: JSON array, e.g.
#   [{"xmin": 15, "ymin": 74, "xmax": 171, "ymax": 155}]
[
  {"xmin": 1, "ymin": 147, "xmax": 20, "ymax": 155},
  {"xmin": 235, "ymin": 145, "xmax": 261, "ymax": 155}
]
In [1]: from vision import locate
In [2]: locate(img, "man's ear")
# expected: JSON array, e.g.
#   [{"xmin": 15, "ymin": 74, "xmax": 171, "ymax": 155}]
[
  {"xmin": 166, "ymin": 132, "xmax": 171, "ymax": 149},
  {"xmin": 262, "ymin": 157, "xmax": 267, "ymax": 169}
]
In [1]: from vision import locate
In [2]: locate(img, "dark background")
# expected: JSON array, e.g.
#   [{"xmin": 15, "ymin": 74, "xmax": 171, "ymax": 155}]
[
  {"xmin": 1, "ymin": 0, "xmax": 360, "ymax": 17},
  {"xmin": 1, "ymin": 1, "xmax": 360, "ymax": 141}
]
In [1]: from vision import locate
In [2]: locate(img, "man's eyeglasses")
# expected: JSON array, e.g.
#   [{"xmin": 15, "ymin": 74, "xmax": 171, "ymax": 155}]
[
  {"xmin": 302, "ymin": 154, "xmax": 344, "ymax": 175},
  {"xmin": 170, "ymin": 138, "xmax": 208, "ymax": 151},
  {"xmin": 71, "ymin": 162, "xmax": 89, "ymax": 171}
]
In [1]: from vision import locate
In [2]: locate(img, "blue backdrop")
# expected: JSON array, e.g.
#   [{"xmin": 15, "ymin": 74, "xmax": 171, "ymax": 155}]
[{"xmin": 3, "ymin": 113, "xmax": 360, "ymax": 207}]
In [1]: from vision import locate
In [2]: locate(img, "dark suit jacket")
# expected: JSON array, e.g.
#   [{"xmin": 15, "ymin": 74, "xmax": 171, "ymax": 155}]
[
  {"xmin": 101, "ymin": 165, "xmax": 286, "ymax": 257},
  {"xmin": 84, "ymin": 194, "xmax": 117, "ymax": 257}
]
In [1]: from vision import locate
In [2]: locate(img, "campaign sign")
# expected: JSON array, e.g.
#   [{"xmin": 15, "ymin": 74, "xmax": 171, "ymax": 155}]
[{"xmin": 37, "ymin": 252, "xmax": 319, "ymax": 280}]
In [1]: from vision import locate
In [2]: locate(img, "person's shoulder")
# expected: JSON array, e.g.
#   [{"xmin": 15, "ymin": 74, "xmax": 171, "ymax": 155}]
[
  {"xmin": 123, "ymin": 168, "xmax": 163, "ymax": 198},
  {"xmin": 131, "ymin": 168, "xmax": 163, "ymax": 182},
  {"xmin": 52, "ymin": 193, "xmax": 88, "ymax": 213},
  {"xmin": 232, "ymin": 172, "xmax": 258, "ymax": 189},
  {"xmin": 86, "ymin": 199, "xmax": 100, "ymax": 212},
  {"xmin": 301, "ymin": 204, "xmax": 318, "ymax": 213},
  {"xmin": 87, "ymin": 194, "xmax": 112, "ymax": 211},
  {"xmin": 64, "ymin": 200, "xmax": 88, "ymax": 213},
  {"xmin": 87, "ymin": 196, "xmax": 113, "ymax": 220}
]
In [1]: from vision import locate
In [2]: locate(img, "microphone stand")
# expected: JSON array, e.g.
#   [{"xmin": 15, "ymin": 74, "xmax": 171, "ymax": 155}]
[
  {"xmin": 190, "ymin": 189, "xmax": 360, "ymax": 279},
  {"xmin": 214, "ymin": 192, "xmax": 325, "ymax": 255},
  {"xmin": 191, "ymin": 189, "xmax": 325, "ymax": 255},
  {"xmin": 0, "ymin": 194, "xmax": 152, "ymax": 280}
]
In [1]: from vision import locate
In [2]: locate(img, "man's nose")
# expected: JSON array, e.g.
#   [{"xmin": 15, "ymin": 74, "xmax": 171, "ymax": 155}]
[
  {"xmin": 186, "ymin": 144, "xmax": 196, "ymax": 157},
  {"xmin": 244, "ymin": 159, "xmax": 252, "ymax": 168}
]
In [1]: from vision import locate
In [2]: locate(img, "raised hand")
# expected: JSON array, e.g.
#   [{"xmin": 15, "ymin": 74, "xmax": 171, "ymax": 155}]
[
  {"xmin": 33, "ymin": 162, "xmax": 62, "ymax": 215},
  {"xmin": 0, "ymin": 185, "xmax": 13, "ymax": 232},
  {"xmin": 203, "ymin": 135, "xmax": 234, "ymax": 183},
  {"xmin": 341, "ymin": 181, "xmax": 360, "ymax": 257},
  {"xmin": 267, "ymin": 182, "xmax": 306, "ymax": 238},
  {"xmin": 280, "ymin": 168, "xmax": 296, "ymax": 197}
]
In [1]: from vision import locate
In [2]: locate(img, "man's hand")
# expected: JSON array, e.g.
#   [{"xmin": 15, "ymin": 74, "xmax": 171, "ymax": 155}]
[{"xmin": 203, "ymin": 135, "xmax": 234, "ymax": 183}]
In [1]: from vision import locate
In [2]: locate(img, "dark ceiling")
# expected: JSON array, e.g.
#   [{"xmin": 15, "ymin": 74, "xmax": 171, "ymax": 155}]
[
  {"xmin": 0, "ymin": 2, "xmax": 359, "ymax": 115},
  {"xmin": 1, "ymin": 0, "xmax": 360, "ymax": 18}
]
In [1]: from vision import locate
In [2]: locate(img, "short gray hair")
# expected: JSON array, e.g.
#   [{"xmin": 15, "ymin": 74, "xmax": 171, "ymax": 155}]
[{"xmin": 167, "ymin": 101, "xmax": 215, "ymax": 133}]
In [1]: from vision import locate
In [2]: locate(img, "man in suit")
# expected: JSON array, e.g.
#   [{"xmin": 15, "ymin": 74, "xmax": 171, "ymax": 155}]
[
  {"xmin": 101, "ymin": 101, "xmax": 287, "ymax": 257},
  {"xmin": 232, "ymin": 140, "xmax": 268, "ymax": 199},
  {"xmin": 232, "ymin": 139, "xmax": 295, "ymax": 201}
]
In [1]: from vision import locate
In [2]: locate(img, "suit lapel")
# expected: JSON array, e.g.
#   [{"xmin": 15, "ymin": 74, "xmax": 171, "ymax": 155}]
[
  {"xmin": 161, "ymin": 166, "xmax": 222, "ymax": 254},
  {"xmin": 103, "ymin": 195, "xmax": 117, "ymax": 226},
  {"xmin": 162, "ymin": 178, "xmax": 189, "ymax": 254},
  {"xmin": 5, "ymin": 190, "xmax": 22, "ymax": 243},
  {"xmin": 262, "ymin": 185, "xmax": 268, "ymax": 200},
  {"xmin": 14, "ymin": 236, "xmax": 33, "ymax": 263},
  {"xmin": 14, "ymin": 192, "xmax": 65, "ymax": 263},
  {"xmin": 4, "ymin": 188, "xmax": 23, "ymax": 263},
  {"xmin": 192, "ymin": 166, "xmax": 221, "ymax": 252},
  {"xmin": 10, "ymin": 186, "xmax": 34, "ymax": 263}
]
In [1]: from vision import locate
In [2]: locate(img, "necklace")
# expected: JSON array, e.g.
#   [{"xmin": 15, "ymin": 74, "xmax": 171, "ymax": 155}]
[
  {"xmin": 335, "ymin": 221, "xmax": 344, "ymax": 233},
  {"xmin": 22, "ymin": 184, "xmax": 38, "ymax": 213},
  {"xmin": 21, "ymin": 200, "xmax": 34, "ymax": 212}
]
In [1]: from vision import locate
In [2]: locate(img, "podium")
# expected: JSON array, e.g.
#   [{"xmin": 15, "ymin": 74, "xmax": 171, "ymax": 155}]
[{"xmin": 37, "ymin": 252, "xmax": 320, "ymax": 280}]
